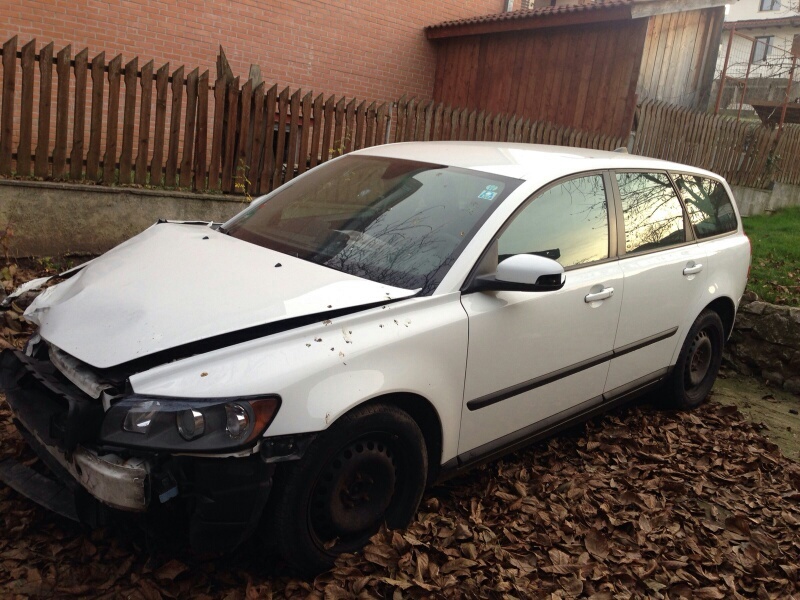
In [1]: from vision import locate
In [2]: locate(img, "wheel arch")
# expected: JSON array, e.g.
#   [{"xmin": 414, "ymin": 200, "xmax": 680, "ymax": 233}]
[
  {"xmin": 704, "ymin": 296, "xmax": 736, "ymax": 339},
  {"xmin": 359, "ymin": 392, "xmax": 444, "ymax": 486}
]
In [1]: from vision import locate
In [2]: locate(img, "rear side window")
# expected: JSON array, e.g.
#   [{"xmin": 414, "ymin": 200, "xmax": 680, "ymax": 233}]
[
  {"xmin": 617, "ymin": 172, "xmax": 685, "ymax": 255},
  {"xmin": 673, "ymin": 174, "xmax": 737, "ymax": 239},
  {"xmin": 498, "ymin": 175, "xmax": 609, "ymax": 268}
]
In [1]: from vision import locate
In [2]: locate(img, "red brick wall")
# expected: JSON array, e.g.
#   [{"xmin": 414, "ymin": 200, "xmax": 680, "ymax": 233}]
[{"xmin": 1, "ymin": 0, "xmax": 505, "ymax": 102}]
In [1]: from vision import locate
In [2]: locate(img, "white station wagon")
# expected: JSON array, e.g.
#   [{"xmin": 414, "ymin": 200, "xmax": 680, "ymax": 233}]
[{"xmin": 0, "ymin": 142, "xmax": 750, "ymax": 574}]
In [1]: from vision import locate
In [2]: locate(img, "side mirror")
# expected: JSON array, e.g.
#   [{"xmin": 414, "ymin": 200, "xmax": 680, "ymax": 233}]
[{"xmin": 468, "ymin": 254, "xmax": 565, "ymax": 293}]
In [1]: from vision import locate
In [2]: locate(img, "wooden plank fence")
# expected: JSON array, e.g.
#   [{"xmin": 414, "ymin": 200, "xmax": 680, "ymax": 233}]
[
  {"xmin": 631, "ymin": 98, "xmax": 800, "ymax": 189},
  {"xmin": 393, "ymin": 96, "xmax": 627, "ymax": 151},
  {"xmin": 0, "ymin": 36, "xmax": 392, "ymax": 195},
  {"xmin": 2, "ymin": 36, "xmax": 800, "ymax": 198},
  {"xmin": 772, "ymin": 125, "xmax": 800, "ymax": 186}
]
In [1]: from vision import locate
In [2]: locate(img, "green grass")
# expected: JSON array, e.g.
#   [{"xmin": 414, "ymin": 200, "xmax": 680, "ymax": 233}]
[{"xmin": 742, "ymin": 207, "xmax": 800, "ymax": 306}]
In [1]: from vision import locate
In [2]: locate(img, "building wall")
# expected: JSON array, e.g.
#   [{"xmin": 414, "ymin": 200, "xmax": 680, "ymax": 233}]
[
  {"xmin": 0, "ymin": 0, "xmax": 505, "ymax": 102},
  {"xmin": 637, "ymin": 7, "xmax": 726, "ymax": 109},
  {"xmin": 431, "ymin": 20, "xmax": 649, "ymax": 138},
  {"xmin": 727, "ymin": 0, "xmax": 799, "ymax": 23},
  {"xmin": 722, "ymin": 0, "xmax": 800, "ymax": 69}
]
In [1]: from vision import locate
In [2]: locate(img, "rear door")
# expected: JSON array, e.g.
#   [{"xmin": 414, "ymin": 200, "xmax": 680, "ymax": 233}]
[
  {"xmin": 604, "ymin": 171, "xmax": 707, "ymax": 395},
  {"xmin": 459, "ymin": 173, "xmax": 624, "ymax": 457}
]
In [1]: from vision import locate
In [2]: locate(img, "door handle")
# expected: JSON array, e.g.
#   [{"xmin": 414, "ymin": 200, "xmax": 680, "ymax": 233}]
[
  {"xmin": 683, "ymin": 262, "xmax": 703, "ymax": 276},
  {"xmin": 585, "ymin": 287, "xmax": 614, "ymax": 303}
]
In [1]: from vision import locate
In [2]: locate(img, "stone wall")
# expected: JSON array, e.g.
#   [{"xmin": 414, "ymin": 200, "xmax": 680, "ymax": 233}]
[{"xmin": 726, "ymin": 292, "xmax": 800, "ymax": 394}]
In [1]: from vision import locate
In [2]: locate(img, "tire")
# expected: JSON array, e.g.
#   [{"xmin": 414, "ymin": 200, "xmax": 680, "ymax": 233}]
[
  {"xmin": 667, "ymin": 310, "xmax": 724, "ymax": 410},
  {"xmin": 269, "ymin": 403, "xmax": 427, "ymax": 576}
]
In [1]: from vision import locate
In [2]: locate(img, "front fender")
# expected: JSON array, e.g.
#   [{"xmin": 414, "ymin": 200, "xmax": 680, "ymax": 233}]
[{"xmin": 128, "ymin": 293, "xmax": 468, "ymax": 464}]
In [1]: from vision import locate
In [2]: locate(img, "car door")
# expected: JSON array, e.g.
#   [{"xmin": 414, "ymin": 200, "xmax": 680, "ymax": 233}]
[
  {"xmin": 458, "ymin": 172, "xmax": 624, "ymax": 458},
  {"xmin": 604, "ymin": 171, "xmax": 708, "ymax": 394}
]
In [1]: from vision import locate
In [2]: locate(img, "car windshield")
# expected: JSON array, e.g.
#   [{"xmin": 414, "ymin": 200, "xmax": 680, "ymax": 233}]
[{"xmin": 222, "ymin": 155, "xmax": 520, "ymax": 293}]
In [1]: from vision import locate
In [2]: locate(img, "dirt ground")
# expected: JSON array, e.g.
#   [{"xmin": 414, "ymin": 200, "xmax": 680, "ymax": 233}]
[{"xmin": 712, "ymin": 368, "xmax": 800, "ymax": 461}]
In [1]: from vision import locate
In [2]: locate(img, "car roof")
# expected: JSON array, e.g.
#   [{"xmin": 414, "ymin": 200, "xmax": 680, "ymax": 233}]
[{"xmin": 355, "ymin": 141, "xmax": 721, "ymax": 185}]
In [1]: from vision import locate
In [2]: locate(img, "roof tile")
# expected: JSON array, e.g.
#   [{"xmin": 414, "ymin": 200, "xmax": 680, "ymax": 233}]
[{"xmin": 426, "ymin": 0, "xmax": 634, "ymax": 31}]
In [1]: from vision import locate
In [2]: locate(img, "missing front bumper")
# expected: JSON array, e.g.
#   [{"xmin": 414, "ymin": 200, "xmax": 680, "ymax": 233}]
[
  {"xmin": 1, "ymin": 349, "xmax": 150, "ymax": 511},
  {"xmin": 0, "ymin": 349, "xmax": 276, "ymax": 552}
]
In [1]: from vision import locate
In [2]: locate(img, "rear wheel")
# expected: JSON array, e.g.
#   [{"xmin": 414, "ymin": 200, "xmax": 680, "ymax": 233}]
[
  {"xmin": 269, "ymin": 403, "xmax": 427, "ymax": 576},
  {"xmin": 667, "ymin": 310, "xmax": 724, "ymax": 409}
]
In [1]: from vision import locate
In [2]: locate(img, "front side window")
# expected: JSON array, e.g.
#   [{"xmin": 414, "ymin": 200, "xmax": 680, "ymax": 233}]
[
  {"xmin": 673, "ymin": 174, "xmax": 737, "ymax": 239},
  {"xmin": 498, "ymin": 175, "xmax": 609, "ymax": 268},
  {"xmin": 223, "ymin": 155, "xmax": 520, "ymax": 293},
  {"xmin": 617, "ymin": 172, "xmax": 686, "ymax": 255}
]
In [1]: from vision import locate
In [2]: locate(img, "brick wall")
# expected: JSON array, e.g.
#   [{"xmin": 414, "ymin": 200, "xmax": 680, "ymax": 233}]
[{"xmin": 1, "ymin": 0, "xmax": 505, "ymax": 101}]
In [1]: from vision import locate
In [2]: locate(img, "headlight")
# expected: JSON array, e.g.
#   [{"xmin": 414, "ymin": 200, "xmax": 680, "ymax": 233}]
[{"xmin": 101, "ymin": 395, "xmax": 281, "ymax": 452}]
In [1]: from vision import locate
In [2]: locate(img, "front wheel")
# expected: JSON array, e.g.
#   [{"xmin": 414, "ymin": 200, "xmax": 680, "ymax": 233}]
[
  {"xmin": 268, "ymin": 403, "xmax": 427, "ymax": 576},
  {"xmin": 666, "ymin": 310, "xmax": 724, "ymax": 410}
]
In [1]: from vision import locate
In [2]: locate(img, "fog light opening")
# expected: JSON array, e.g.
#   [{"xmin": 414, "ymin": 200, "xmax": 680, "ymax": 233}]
[{"xmin": 176, "ymin": 409, "xmax": 205, "ymax": 441}]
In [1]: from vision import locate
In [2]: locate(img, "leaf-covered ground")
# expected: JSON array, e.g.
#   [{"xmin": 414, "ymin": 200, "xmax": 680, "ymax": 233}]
[
  {"xmin": 1, "ymin": 263, "xmax": 799, "ymax": 598},
  {"xmin": 1, "ymin": 397, "xmax": 799, "ymax": 599}
]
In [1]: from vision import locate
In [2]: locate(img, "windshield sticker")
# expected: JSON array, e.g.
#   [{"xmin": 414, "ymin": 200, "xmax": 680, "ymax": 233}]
[{"xmin": 478, "ymin": 185, "xmax": 499, "ymax": 201}]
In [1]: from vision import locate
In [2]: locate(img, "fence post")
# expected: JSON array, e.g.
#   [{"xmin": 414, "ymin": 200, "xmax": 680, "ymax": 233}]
[
  {"xmin": 384, "ymin": 103, "xmax": 393, "ymax": 144},
  {"xmin": 18, "ymin": 39, "xmax": 36, "ymax": 177},
  {"xmin": 0, "ymin": 36, "xmax": 16, "ymax": 177}
]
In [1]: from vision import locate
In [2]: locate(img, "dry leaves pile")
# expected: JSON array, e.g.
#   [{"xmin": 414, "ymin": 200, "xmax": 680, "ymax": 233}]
[
  {"xmin": 0, "ymin": 264, "xmax": 799, "ymax": 598},
  {"xmin": 1, "ymin": 399, "xmax": 799, "ymax": 599}
]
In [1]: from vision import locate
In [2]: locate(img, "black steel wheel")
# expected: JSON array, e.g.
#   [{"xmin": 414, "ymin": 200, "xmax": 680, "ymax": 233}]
[
  {"xmin": 268, "ymin": 402, "xmax": 427, "ymax": 576},
  {"xmin": 667, "ymin": 310, "xmax": 724, "ymax": 410}
]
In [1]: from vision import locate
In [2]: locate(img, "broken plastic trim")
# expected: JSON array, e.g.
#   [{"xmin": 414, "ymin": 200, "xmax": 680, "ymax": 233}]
[{"xmin": 95, "ymin": 296, "xmax": 413, "ymax": 379}]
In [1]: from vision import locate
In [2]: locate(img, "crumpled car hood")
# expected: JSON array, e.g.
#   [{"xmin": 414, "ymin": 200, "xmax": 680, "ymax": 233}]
[{"xmin": 25, "ymin": 223, "xmax": 417, "ymax": 368}]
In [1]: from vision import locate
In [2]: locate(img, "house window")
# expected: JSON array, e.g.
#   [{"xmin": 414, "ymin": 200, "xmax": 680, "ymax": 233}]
[
  {"xmin": 759, "ymin": 0, "xmax": 780, "ymax": 11},
  {"xmin": 752, "ymin": 36, "xmax": 773, "ymax": 62}
]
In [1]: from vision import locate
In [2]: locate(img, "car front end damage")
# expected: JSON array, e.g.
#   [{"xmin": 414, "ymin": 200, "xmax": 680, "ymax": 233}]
[{"xmin": 0, "ymin": 337, "xmax": 294, "ymax": 552}]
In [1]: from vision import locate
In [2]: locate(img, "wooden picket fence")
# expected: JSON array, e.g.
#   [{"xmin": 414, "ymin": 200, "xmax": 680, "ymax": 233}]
[
  {"xmin": 394, "ymin": 97, "xmax": 626, "ymax": 151},
  {"xmin": 2, "ymin": 35, "xmax": 799, "ymax": 197},
  {"xmin": 772, "ymin": 125, "xmax": 800, "ymax": 186},
  {"xmin": 632, "ymin": 98, "xmax": 800, "ymax": 189},
  {"xmin": 0, "ymin": 37, "xmax": 393, "ymax": 195}
]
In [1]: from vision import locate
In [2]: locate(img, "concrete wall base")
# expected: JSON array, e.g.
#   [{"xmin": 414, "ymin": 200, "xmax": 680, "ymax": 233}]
[
  {"xmin": 731, "ymin": 182, "xmax": 800, "ymax": 217},
  {"xmin": 0, "ymin": 180, "xmax": 250, "ymax": 256}
]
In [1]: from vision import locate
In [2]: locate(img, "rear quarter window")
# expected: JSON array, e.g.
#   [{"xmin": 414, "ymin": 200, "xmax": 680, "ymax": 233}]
[
  {"xmin": 673, "ymin": 174, "xmax": 737, "ymax": 239},
  {"xmin": 616, "ymin": 172, "xmax": 686, "ymax": 254}
]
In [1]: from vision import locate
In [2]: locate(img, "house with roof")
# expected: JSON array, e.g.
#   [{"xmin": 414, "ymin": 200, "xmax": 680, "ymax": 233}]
[
  {"xmin": 426, "ymin": 0, "xmax": 728, "ymax": 139},
  {"xmin": 723, "ymin": 0, "xmax": 800, "ymax": 69}
]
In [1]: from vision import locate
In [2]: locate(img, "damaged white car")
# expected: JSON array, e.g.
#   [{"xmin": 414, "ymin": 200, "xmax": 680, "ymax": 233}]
[{"xmin": 0, "ymin": 142, "xmax": 750, "ymax": 574}]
